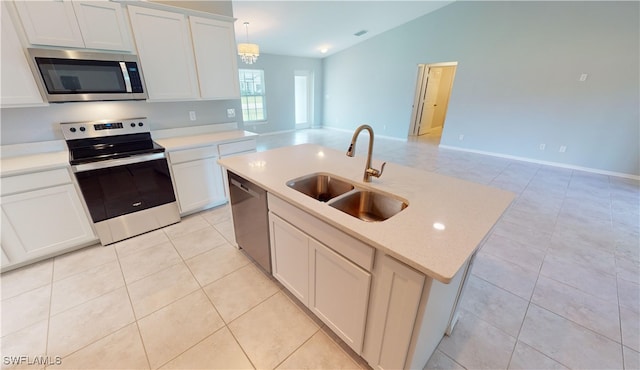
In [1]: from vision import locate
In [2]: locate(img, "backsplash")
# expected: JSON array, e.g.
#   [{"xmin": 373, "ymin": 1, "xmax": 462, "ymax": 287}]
[{"xmin": 0, "ymin": 99, "xmax": 242, "ymax": 145}]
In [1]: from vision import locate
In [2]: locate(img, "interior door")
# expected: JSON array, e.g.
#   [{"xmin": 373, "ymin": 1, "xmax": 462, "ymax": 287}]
[
  {"xmin": 410, "ymin": 65, "xmax": 428, "ymax": 136},
  {"xmin": 418, "ymin": 68, "xmax": 442, "ymax": 136}
]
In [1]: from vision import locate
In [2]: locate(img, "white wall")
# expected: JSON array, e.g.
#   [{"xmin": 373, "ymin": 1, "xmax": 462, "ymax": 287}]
[
  {"xmin": 0, "ymin": 99, "xmax": 240, "ymax": 145},
  {"xmin": 323, "ymin": 1, "xmax": 639, "ymax": 176}
]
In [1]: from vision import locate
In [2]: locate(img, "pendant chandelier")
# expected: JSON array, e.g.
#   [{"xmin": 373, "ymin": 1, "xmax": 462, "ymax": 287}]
[{"xmin": 238, "ymin": 22, "xmax": 259, "ymax": 64}]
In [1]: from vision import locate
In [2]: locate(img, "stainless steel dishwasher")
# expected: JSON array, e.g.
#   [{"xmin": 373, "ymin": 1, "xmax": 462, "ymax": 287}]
[{"xmin": 228, "ymin": 171, "xmax": 271, "ymax": 273}]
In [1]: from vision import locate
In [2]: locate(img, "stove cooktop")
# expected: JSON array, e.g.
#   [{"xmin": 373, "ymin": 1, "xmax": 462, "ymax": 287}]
[{"xmin": 60, "ymin": 117, "xmax": 166, "ymax": 165}]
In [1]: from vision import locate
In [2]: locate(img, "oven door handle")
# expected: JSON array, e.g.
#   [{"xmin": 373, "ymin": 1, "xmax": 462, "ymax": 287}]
[{"xmin": 71, "ymin": 152, "xmax": 166, "ymax": 172}]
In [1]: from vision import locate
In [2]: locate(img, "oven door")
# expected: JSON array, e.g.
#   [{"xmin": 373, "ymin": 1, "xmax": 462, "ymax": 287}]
[{"xmin": 73, "ymin": 155, "xmax": 176, "ymax": 223}]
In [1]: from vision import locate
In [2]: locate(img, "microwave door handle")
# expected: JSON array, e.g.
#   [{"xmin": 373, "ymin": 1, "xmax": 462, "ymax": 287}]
[{"xmin": 120, "ymin": 62, "xmax": 133, "ymax": 93}]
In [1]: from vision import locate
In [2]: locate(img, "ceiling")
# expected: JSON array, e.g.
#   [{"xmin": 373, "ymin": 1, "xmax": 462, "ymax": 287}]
[{"xmin": 231, "ymin": 1, "xmax": 454, "ymax": 58}]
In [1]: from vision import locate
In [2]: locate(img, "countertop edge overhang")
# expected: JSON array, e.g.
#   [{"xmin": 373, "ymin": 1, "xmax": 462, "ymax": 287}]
[{"xmin": 218, "ymin": 143, "xmax": 515, "ymax": 284}]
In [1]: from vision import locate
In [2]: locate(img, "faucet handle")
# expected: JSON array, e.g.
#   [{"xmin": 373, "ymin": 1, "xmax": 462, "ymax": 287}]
[{"xmin": 367, "ymin": 162, "xmax": 386, "ymax": 178}]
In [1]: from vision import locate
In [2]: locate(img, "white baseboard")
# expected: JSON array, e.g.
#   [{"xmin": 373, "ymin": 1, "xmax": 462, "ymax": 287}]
[
  {"xmin": 258, "ymin": 129, "xmax": 295, "ymax": 136},
  {"xmin": 439, "ymin": 144, "xmax": 640, "ymax": 180}
]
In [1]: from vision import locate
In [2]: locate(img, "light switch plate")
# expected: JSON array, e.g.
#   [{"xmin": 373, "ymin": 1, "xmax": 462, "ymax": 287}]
[{"xmin": 227, "ymin": 108, "xmax": 236, "ymax": 118}]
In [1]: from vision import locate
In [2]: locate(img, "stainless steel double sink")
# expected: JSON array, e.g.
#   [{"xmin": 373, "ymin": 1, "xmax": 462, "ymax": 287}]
[{"xmin": 286, "ymin": 173, "xmax": 408, "ymax": 222}]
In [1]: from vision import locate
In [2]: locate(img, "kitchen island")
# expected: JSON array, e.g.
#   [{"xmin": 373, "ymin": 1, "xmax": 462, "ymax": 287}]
[{"xmin": 218, "ymin": 143, "xmax": 514, "ymax": 369}]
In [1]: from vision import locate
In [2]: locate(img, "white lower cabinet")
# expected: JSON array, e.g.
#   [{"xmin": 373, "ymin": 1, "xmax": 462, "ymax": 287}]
[
  {"xmin": 269, "ymin": 210, "xmax": 371, "ymax": 354},
  {"xmin": 309, "ymin": 239, "xmax": 371, "ymax": 353},
  {"xmin": 172, "ymin": 157, "xmax": 225, "ymax": 214},
  {"xmin": 270, "ymin": 213, "xmax": 309, "ymax": 303},
  {"xmin": 363, "ymin": 254, "xmax": 425, "ymax": 369},
  {"xmin": 266, "ymin": 193, "xmax": 471, "ymax": 369},
  {"xmin": 1, "ymin": 172, "xmax": 96, "ymax": 270},
  {"xmin": 168, "ymin": 139, "xmax": 256, "ymax": 216}
]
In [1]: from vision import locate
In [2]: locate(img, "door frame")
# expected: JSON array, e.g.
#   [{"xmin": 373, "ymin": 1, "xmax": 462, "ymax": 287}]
[
  {"xmin": 294, "ymin": 69, "xmax": 314, "ymax": 129},
  {"xmin": 408, "ymin": 61, "xmax": 458, "ymax": 136}
]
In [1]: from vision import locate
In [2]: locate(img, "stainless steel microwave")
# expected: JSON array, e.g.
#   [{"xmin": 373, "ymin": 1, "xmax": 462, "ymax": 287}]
[{"xmin": 28, "ymin": 48, "xmax": 148, "ymax": 103}]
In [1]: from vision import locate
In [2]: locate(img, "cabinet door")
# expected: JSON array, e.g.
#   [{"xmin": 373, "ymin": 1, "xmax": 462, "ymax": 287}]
[
  {"xmin": 14, "ymin": 0, "xmax": 85, "ymax": 48},
  {"xmin": 128, "ymin": 5, "xmax": 199, "ymax": 100},
  {"xmin": 309, "ymin": 239, "xmax": 371, "ymax": 354},
  {"xmin": 1, "ymin": 2, "xmax": 44, "ymax": 107},
  {"xmin": 72, "ymin": 1, "xmax": 132, "ymax": 51},
  {"xmin": 1, "ymin": 184, "xmax": 96, "ymax": 264},
  {"xmin": 363, "ymin": 254, "xmax": 425, "ymax": 370},
  {"xmin": 269, "ymin": 213, "xmax": 309, "ymax": 305},
  {"xmin": 172, "ymin": 157, "xmax": 226, "ymax": 215},
  {"xmin": 189, "ymin": 16, "xmax": 240, "ymax": 99}
]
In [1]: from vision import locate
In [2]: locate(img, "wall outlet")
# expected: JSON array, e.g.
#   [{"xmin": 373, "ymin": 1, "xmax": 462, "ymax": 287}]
[
  {"xmin": 539, "ymin": 143, "xmax": 546, "ymax": 151},
  {"xmin": 383, "ymin": 125, "xmax": 387, "ymax": 131},
  {"xmin": 559, "ymin": 145, "xmax": 567, "ymax": 153},
  {"xmin": 458, "ymin": 134, "xmax": 464, "ymax": 141},
  {"xmin": 189, "ymin": 111, "xmax": 196, "ymax": 121},
  {"xmin": 579, "ymin": 73, "xmax": 588, "ymax": 82},
  {"xmin": 226, "ymin": 108, "xmax": 236, "ymax": 118}
]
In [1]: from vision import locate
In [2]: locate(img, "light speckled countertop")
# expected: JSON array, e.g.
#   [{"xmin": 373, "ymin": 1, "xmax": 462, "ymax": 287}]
[
  {"xmin": 218, "ymin": 143, "xmax": 515, "ymax": 283},
  {"xmin": 0, "ymin": 140, "xmax": 69, "ymax": 177},
  {"xmin": 153, "ymin": 130, "xmax": 257, "ymax": 151}
]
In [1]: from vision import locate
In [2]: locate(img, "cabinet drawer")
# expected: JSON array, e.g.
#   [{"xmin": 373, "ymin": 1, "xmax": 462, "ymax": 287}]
[
  {"xmin": 169, "ymin": 145, "xmax": 217, "ymax": 164},
  {"xmin": 268, "ymin": 193, "xmax": 375, "ymax": 272},
  {"xmin": 1, "ymin": 168, "xmax": 71, "ymax": 196},
  {"xmin": 218, "ymin": 139, "xmax": 256, "ymax": 157}
]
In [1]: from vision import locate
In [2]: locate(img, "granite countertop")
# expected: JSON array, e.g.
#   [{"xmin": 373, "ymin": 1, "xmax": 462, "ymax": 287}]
[{"xmin": 218, "ymin": 143, "xmax": 515, "ymax": 283}]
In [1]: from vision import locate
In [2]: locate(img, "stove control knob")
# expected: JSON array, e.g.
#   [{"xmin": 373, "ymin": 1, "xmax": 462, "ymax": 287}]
[
  {"xmin": 138, "ymin": 122, "xmax": 144, "ymax": 127},
  {"xmin": 79, "ymin": 127, "xmax": 86, "ymax": 132},
  {"xmin": 130, "ymin": 122, "xmax": 136, "ymax": 127},
  {"xmin": 69, "ymin": 127, "xmax": 77, "ymax": 133}
]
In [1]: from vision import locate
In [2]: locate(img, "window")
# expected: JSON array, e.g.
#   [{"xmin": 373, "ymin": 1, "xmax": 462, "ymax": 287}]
[{"xmin": 239, "ymin": 69, "xmax": 266, "ymax": 122}]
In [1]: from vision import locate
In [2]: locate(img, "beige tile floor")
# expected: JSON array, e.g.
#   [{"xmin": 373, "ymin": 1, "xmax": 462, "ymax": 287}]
[{"xmin": 1, "ymin": 128, "xmax": 638, "ymax": 369}]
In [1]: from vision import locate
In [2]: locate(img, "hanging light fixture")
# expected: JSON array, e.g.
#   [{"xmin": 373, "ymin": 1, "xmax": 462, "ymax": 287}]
[{"xmin": 238, "ymin": 22, "xmax": 259, "ymax": 64}]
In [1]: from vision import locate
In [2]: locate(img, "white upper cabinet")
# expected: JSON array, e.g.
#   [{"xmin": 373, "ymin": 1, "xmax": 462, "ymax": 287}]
[
  {"xmin": 1, "ymin": 2, "xmax": 44, "ymax": 107},
  {"xmin": 189, "ymin": 16, "xmax": 240, "ymax": 99},
  {"xmin": 14, "ymin": 0, "xmax": 84, "ymax": 48},
  {"xmin": 13, "ymin": 0, "xmax": 132, "ymax": 51},
  {"xmin": 71, "ymin": 1, "xmax": 132, "ymax": 51},
  {"xmin": 127, "ymin": 5, "xmax": 200, "ymax": 101}
]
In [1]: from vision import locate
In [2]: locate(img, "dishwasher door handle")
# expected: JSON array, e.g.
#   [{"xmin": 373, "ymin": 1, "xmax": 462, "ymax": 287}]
[{"xmin": 230, "ymin": 178, "xmax": 261, "ymax": 198}]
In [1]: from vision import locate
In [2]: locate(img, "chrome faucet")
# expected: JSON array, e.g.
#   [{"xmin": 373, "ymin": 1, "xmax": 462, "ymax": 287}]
[{"xmin": 347, "ymin": 124, "xmax": 386, "ymax": 182}]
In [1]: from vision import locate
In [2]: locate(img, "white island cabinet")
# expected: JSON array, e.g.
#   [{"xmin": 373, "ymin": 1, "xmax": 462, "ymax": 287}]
[
  {"xmin": 1, "ymin": 168, "xmax": 96, "ymax": 271},
  {"xmin": 269, "ymin": 194, "xmax": 373, "ymax": 354},
  {"xmin": 13, "ymin": 0, "xmax": 132, "ymax": 51},
  {"xmin": 217, "ymin": 144, "xmax": 514, "ymax": 369}
]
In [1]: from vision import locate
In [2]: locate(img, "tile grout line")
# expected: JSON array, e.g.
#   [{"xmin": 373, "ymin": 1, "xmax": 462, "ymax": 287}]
[
  {"xmin": 113, "ymin": 243, "xmax": 153, "ymax": 370},
  {"xmin": 160, "ymin": 221, "xmax": 261, "ymax": 369}
]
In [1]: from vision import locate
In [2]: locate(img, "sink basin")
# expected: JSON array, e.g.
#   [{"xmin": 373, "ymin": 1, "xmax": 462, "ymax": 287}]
[
  {"xmin": 287, "ymin": 173, "xmax": 355, "ymax": 202},
  {"xmin": 329, "ymin": 190, "xmax": 408, "ymax": 222}
]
